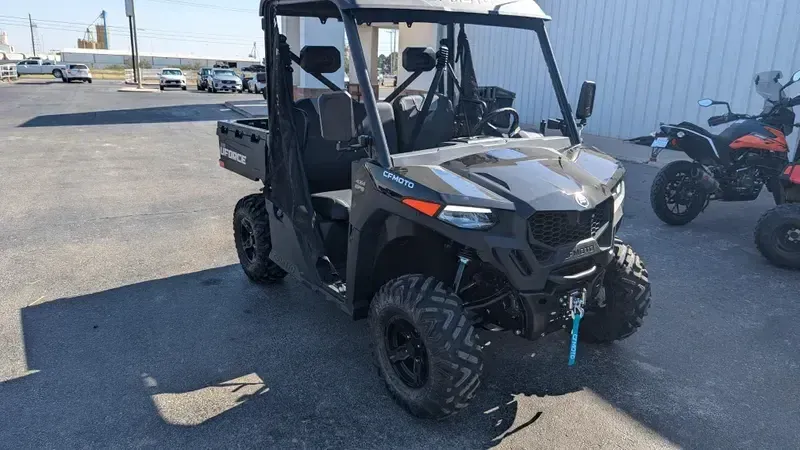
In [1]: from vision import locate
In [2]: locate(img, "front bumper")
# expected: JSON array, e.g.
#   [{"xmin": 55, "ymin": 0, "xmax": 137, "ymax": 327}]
[
  {"xmin": 161, "ymin": 80, "xmax": 186, "ymax": 88},
  {"xmin": 214, "ymin": 83, "xmax": 242, "ymax": 92}
]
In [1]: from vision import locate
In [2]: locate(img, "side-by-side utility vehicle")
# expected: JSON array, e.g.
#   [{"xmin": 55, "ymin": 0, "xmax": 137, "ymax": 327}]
[{"xmin": 216, "ymin": 0, "xmax": 652, "ymax": 418}]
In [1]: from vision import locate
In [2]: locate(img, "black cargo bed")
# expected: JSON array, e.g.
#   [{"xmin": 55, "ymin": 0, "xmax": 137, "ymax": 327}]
[{"xmin": 217, "ymin": 118, "xmax": 268, "ymax": 182}]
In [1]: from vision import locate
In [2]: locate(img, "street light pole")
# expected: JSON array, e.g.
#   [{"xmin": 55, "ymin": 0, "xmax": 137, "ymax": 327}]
[
  {"xmin": 125, "ymin": 0, "xmax": 142, "ymax": 88},
  {"xmin": 28, "ymin": 14, "xmax": 36, "ymax": 57}
]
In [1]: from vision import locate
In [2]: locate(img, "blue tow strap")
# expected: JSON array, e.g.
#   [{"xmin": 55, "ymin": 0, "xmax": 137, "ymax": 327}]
[{"xmin": 568, "ymin": 314, "xmax": 581, "ymax": 366}]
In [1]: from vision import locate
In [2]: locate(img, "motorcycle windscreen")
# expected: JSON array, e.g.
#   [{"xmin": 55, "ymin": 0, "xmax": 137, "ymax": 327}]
[
  {"xmin": 754, "ymin": 70, "xmax": 786, "ymax": 109},
  {"xmin": 264, "ymin": 13, "xmax": 326, "ymax": 285}
]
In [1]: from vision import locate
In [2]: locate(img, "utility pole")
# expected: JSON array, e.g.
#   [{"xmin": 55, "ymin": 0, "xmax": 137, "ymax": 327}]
[
  {"xmin": 125, "ymin": 0, "xmax": 142, "ymax": 88},
  {"xmin": 28, "ymin": 14, "xmax": 36, "ymax": 56}
]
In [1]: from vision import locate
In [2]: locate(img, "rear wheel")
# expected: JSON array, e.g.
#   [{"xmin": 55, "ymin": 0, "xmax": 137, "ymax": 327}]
[
  {"xmin": 87, "ymin": 79, "xmax": 92, "ymax": 83},
  {"xmin": 580, "ymin": 240, "xmax": 651, "ymax": 343},
  {"xmin": 52, "ymin": 69, "xmax": 62, "ymax": 79},
  {"xmin": 233, "ymin": 194, "xmax": 287, "ymax": 283},
  {"xmin": 159, "ymin": 86, "xmax": 164, "ymax": 91},
  {"xmin": 369, "ymin": 275, "xmax": 483, "ymax": 419},
  {"xmin": 650, "ymin": 160, "xmax": 708, "ymax": 225},
  {"xmin": 755, "ymin": 204, "xmax": 800, "ymax": 269}
]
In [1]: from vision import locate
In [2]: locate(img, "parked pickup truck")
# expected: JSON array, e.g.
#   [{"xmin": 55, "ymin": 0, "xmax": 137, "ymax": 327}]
[{"xmin": 16, "ymin": 59, "xmax": 68, "ymax": 78}]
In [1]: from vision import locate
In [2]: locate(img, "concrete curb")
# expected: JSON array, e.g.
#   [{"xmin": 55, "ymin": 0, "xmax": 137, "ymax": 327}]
[{"xmin": 117, "ymin": 87, "xmax": 161, "ymax": 93}]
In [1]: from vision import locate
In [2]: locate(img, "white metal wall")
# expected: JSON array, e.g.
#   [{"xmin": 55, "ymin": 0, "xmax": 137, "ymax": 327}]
[{"xmin": 467, "ymin": 0, "xmax": 800, "ymax": 139}]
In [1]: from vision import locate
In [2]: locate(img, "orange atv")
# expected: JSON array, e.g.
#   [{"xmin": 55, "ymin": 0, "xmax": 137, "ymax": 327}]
[{"xmin": 755, "ymin": 163, "xmax": 800, "ymax": 269}]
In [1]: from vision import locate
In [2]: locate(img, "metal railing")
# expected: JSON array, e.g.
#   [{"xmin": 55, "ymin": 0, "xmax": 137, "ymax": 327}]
[{"xmin": 0, "ymin": 64, "xmax": 18, "ymax": 81}]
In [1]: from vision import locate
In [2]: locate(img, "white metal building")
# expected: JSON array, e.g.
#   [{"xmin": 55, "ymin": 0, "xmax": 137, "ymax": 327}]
[
  {"xmin": 60, "ymin": 48, "xmax": 260, "ymax": 70},
  {"xmin": 467, "ymin": 0, "xmax": 800, "ymax": 139}
]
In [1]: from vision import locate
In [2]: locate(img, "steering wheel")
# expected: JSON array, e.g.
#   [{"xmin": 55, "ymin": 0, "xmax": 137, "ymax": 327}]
[{"xmin": 471, "ymin": 107, "xmax": 521, "ymax": 137}]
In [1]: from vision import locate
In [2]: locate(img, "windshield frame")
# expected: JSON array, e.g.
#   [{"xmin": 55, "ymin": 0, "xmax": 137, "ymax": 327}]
[{"xmin": 213, "ymin": 69, "xmax": 236, "ymax": 77}]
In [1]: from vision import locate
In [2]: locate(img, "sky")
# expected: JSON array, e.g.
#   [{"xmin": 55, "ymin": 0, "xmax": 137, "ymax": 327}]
[{"xmin": 0, "ymin": 0, "xmax": 396, "ymax": 59}]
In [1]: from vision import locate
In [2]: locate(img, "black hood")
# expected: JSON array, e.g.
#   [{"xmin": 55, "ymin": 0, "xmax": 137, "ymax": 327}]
[{"xmin": 394, "ymin": 141, "xmax": 624, "ymax": 215}]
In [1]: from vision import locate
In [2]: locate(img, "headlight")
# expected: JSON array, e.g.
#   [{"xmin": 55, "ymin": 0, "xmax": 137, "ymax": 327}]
[
  {"xmin": 612, "ymin": 180, "xmax": 625, "ymax": 209},
  {"xmin": 437, "ymin": 205, "xmax": 496, "ymax": 230}
]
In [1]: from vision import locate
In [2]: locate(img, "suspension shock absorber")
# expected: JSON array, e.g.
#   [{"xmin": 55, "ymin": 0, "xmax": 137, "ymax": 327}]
[{"xmin": 453, "ymin": 247, "xmax": 477, "ymax": 293}]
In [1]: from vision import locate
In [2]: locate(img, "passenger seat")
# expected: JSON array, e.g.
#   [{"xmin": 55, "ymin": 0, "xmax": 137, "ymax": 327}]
[{"xmin": 392, "ymin": 94, "xmax": 455, "ymax": 152}]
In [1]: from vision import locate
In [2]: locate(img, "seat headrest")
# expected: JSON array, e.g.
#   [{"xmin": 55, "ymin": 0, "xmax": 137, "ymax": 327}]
[
  {"xmin": 299, "ymin": 46, "xmax": 341, "ymax": 74},
  {"xmin": 402, "ymin": 47, "xmax": 436, "ymax": 72}
]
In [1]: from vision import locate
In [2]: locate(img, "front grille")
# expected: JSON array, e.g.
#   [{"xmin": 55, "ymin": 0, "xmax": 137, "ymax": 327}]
[
  {"xmin": 222, "ymin": 80, "xmax": 235, "ymax": 85},
  {"xmin": 528, "ymin": 199, "xmax": 611, "ymax": 255}
]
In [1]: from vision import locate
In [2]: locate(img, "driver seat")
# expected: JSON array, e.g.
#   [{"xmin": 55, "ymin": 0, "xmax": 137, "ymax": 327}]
[{"xmin": 392, "ymin": 93, "xmax": 455, "ymax": 153}]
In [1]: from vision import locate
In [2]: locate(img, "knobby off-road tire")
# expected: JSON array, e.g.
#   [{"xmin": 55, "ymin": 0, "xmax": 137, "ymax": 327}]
[
  {"xmin": 233, "ymin": 194, "xmax": 287, "ymax": 283},
  {"xmin": 580, "ymin": 240, "xmax": 651, "ymax": 343},
  {"xmin": 650, "ymin": 160, "xmax": 707, "ymax": 226},
  {"xmin": 754, "ymin": 204, "xmax": 800, "ymax": 270},
  {"xmin": 369, "ymin": 275, "xmax": 483, "ymax": 419}
]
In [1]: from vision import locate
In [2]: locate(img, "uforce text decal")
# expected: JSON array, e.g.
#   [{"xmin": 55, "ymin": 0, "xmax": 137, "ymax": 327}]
[
  {"xmin": 220, "ymin": 145, "xmax": 247, "ymax": 164},
  {"xmin": 383, "ymin": 170, "xmax": 415, "ymax": 189}
]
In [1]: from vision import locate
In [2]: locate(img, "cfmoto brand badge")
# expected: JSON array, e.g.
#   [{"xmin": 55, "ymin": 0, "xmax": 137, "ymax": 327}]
[
  {"xmin": 382, "ymin": 170, "xmax": 415, "ymax": 189},
  {"xmin": 575, "ymin": 192, "xmax": 589, "ymax": 208}
]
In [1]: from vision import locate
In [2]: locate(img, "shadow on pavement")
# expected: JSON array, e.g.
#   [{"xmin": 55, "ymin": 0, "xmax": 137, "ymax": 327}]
[
  {"xmin": 0, "ymin": 264, "xmax": 770, "ymax": 448},
  {"xmin": 19, "ymin": 104, "xmax": 231, "ymax": 127}
]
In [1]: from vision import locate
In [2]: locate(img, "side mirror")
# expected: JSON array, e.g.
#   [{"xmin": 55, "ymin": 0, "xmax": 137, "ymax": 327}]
[
  {"xmin": 318, "ymin": 91, "xmax": 355, "ymax": 142},
  {"xmin": 576, "ymin": 80, "xmax": 596, "ymax": 120},
  {"xmin": 698, "ymin": 98, "xmax": 714, "ymax": 107},
  {"xmin": 793, "ymin": 70, "xmax": 800, "ymax": 83}
]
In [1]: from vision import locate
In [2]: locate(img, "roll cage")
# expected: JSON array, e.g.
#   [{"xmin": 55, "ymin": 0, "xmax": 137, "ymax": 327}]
[{"xmin": 259, "ymin": 0, "xmax": 582, "ymax": 170}]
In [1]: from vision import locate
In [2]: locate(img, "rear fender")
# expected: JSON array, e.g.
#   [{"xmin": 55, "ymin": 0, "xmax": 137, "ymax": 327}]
[{"xmin": 660, "ymin": 124, "xmax": 721, "ymax": 164}]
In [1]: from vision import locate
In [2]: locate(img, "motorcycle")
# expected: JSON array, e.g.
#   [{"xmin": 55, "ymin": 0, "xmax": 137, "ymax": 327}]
[{"xmin": 642, "ymin": 70, "xmax": 800, "ymax": 226}]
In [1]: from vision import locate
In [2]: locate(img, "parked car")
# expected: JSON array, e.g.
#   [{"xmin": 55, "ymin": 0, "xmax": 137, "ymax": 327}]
[
  {"xmin": 207, "ymin": 68, "xmax": 243, "ymax": 93},
  {"xmin": 246, "ymin": 72, "xmax": 266, "ymax": 94},
  {"xmin": 16, "ymin": 59, "xmax": 67, "ymax": 78},
  {"xmin": 62, "ymin": 64, "xmax": 92, "ymax": 83},
  {"xmin": 159, "ymin": 68, "xmax": 187, "ymax": 91},
  {"xmin": 197, "ymin": 67, "xmax": 214, "ymax": 91}
]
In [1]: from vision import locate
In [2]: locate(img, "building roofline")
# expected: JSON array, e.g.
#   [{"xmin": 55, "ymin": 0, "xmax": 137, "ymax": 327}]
[{"xmin": 60, "ymin": 48, "xmax": 260, "ymax": 62}]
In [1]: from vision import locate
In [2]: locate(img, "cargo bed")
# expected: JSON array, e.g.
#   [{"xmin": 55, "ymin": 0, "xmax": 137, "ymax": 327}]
[{"xmin": 217, "ymin": 118, "xmax": 268, "ymax": 182}]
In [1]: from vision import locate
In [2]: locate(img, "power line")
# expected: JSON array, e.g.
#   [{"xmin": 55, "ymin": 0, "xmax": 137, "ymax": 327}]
[
  {"xmin": 141, "ymin": 0, "xmax": 255, "ymax": 14},
  {"xmin": 0, "ymin": 21, "xmax": 256, "ymax": 46},
  {"xmin": 0, "ymin": 14, "xmax": 258, "ymax": 39}
]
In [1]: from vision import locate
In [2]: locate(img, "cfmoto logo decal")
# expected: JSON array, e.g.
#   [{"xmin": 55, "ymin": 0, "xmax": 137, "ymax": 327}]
[
  {"xmin": 382, "ymin": 170, "xmax": 415, "ymax": 189},
  {"xmin": 574, "ymin": 192, "xmax": 589, "ymax": 208}
]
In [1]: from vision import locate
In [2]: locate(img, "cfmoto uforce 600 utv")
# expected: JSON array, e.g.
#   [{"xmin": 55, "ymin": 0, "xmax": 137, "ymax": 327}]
[{"xmin": 217, "ymin": 0, "xmax": 652, "ymax": 419}]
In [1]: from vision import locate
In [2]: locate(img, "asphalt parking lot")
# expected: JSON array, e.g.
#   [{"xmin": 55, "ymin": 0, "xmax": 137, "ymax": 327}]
[{"xmin": 0, "ymin": 80, "xmax": 798, "ymax": 449}]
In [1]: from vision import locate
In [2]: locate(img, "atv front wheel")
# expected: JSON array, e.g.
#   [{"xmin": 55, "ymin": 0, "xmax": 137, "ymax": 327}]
[
  {"xmin": 233, "ymin": 194, "xmax": 287, "ymax": 283},
  {"xmin": 369, "ymin": 275, "xmax": 483, "ymax": 419},
  {"xmin": 650, "ymin": 160, "xmax": 707, "ymax": 225},
  {"xmin": 580, "ymin": 240, "xmax": 651, "ymax": 343},
  {"xmin": 754, "ymin": 204, "xmax": 800, "ymax": 269}
]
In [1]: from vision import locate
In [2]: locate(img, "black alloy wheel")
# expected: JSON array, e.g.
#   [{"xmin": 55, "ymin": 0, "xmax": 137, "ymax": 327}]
[
  {"xmin": 384, "ymin": 317, "xmax": 429, "ymax": 388},
  {"xmin": 239, "ymin": 218, "xmax": 257, "ymax": 264},
  {"xmin": 650, "ymin": 160, "xmax": 707, "ymax": 225}
]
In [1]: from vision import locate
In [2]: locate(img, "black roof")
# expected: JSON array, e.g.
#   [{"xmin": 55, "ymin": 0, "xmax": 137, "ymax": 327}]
[{"xmin": 259, "ymin": 0, "xmax": 550, "ymax": 24}]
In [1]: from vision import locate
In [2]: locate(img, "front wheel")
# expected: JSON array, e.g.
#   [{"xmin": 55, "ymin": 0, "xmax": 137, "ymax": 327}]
[
  {"xmin": 650, "ymin": 160, "xmax": 708, "ymax": 225},
  {"xmin": 369, "ymin": 275, "xmax": 483, "ymax": 419},
  {"xmin": 233, "ymin": 194, "xmax": 288, "ymax": 283},
  {"xmin": 579, "ymin": 240, "xmax": 651, "ymax": 343},
  {"xmin": 755, "ymin": 204, "xmax": 800, "ymax": 269}
]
